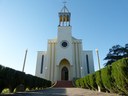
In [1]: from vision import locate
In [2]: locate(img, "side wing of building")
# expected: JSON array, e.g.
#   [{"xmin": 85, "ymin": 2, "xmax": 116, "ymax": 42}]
[
  {"xmin": 35, "ymin": 51, "xmax": 47, "ymax": 78},
  {"xmin": 82, "ymin": 50, "xmax": 94, "ymax": 76}
]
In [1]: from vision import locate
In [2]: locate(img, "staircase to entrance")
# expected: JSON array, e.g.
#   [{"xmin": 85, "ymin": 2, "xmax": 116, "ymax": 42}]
[{"xmin": 54, "ymin": 81, "xmax": 74, "ymax": 88}]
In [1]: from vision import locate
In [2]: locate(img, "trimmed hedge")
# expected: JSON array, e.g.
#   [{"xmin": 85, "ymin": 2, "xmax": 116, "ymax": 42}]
[
  {"xmin": 111, "ymin": 58, "xmax": 128, "ymax": 94},
  {"xmin": 101, "ymin": 66, "xmax": 114, "ymax": 92},
  {"xmin": 75, "ymin": 58, "xmax": 128, "ymax": 95},
  {"xmin": 95, "ymin": 70, "xmax": 105, "ymax": 92},
  {"xmin": 0, "ymin": 65, "xmax": 51, "ymax": 93}
]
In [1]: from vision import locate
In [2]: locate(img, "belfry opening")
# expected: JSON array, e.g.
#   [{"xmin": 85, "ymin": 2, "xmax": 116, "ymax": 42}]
[{"xmin": 59, "ymin": 5, "xmax": 71, "ymax": 26}]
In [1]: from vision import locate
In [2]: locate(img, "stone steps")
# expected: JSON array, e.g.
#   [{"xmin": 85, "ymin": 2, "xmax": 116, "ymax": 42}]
[{"xmin": 53, "ymin": 81, "xmax": 74, "ymax": 88}]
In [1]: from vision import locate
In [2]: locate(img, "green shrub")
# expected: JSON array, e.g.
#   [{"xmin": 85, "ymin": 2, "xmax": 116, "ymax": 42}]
[
  {"xmin": 0, "ymin": 64, "xmax": 52, "ymax": 93},
  {"xmin": 15, "ymin": 71, "xmax": 25, "ymax": 86},
  {"xmin": 83, "ymin": 76, "xmax": 90, "ymax": 89},
  {"xmin": 0, "ymin": 79, "xmax": 4, "ymax": 93},
  {"xmin": 1, "ymin": 88, "xmax": 10, "ymax": 94},
  {"xmin": 25, "ymin": 74, "xmax": 35, "ymax": 90},
  {"xmin": 79, "ymin": 78, "xmax": 85, "ymax": 88},
  {"xmin": 0, "ymin": 65, "xmax": 6, "ymax": 93},
  {"xmin": 88, "ymin": 73, "xmax": 97, "ymax": 90},
  {"xmin": 95, "ymin": 70, "xmax": 105, "ymax": 92},
  {"xmin": 112, "ymin": 58, "xmax": 128, "ymax": 94},
  {"xmin": 75, "ymin": 58, "xmax": 128, "ymax": 95},
  {"xmin": 82, "ymin": 77, "xmax": 86, "ymax": 88},
  {"xmin": 4, "ymin": 67, "xmax": 17, "ymax": 93},
  {"xmin": 101, "ymin": 65, "xmax": 115, "ymax": 93}
]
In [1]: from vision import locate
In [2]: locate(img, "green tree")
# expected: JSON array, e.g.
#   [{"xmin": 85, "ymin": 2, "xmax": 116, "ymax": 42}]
[{"xmin": 104, "ymin": 44, "xmax": 128, "ymax": 66}]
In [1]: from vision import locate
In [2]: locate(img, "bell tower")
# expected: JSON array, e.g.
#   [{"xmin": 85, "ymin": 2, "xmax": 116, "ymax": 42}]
[
  {"xmin": 58, "ymin": 2, "xmax": 71, "ymax": 26},
  {"xmin": 56, "ymin": 3, "xmax": 73, "ymax": 67}
]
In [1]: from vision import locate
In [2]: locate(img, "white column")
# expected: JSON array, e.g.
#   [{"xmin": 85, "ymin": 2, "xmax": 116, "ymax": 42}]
[
  {"xmin": 74, "ymin": 42, "xmax": 77, "ymax": 77},
  {"xmin": 79, "ymin": 42, "xmax": 82, "ymax": 77},
  {"xmin": 75, "ymin": 42, "xmax": 79, "ymax": 77},
  {"xmin": 77, "ymin": 43, "xmax": 81, "ymax": 77},
  {"xmin": 51, "ymin": 42, "xmax": 54, "ymax": 81},
  {"xmin": 47, "ymin": 42, "xmax": 51, "ymax": 80},
  {"xmin": 53, "ymin": 42, "xmax": 55, "ymax": 81}
]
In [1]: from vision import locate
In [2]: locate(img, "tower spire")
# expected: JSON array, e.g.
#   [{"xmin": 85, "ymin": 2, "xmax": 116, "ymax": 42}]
[{"xmin": 58, "ymin": 1, "xmax": 71, "ymax": 26}]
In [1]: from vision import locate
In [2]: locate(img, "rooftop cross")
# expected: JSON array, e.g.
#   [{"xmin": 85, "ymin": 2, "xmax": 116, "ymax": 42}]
[{"xmin": 63, "ymin": 0, "xmax": 67, "ymax": 6}]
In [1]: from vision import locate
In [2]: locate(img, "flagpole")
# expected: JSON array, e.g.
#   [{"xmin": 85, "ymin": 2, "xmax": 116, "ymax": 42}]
[{"xmin": 22, "ymin": 49, "xmax": 28, "ymax": 72}]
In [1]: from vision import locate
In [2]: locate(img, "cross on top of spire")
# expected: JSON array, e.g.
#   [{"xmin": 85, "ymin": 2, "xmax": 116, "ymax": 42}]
[
  {"xmin": 61, "ymin": 0, "xmax": 69, "ymax": 13},
  {"xmin": 63, "ymin": 0, "xmax": 67, "ymax": 6}
]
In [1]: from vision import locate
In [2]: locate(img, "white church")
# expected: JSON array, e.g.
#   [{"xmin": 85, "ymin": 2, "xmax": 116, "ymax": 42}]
[{"xmin": 35, "ymin": 5, "xmax": 94, "ymax": 82}]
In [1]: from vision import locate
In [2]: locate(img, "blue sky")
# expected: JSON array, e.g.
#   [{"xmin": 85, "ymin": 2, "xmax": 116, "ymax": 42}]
[{"xmin": 0, "ymin": 0, "xmax": 128, "ymax": 75}]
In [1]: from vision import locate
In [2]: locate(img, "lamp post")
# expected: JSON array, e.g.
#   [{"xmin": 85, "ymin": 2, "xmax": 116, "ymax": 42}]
[
  {"xmin": 22, "ymin": 49, "xmax": 28, "ymax": 72},
  {"xmin": 95, "ymin": 49, "xmax": 101, "ymax": 70},
  {"xmin": 95, "ymin": 48, "xmax": 101, "ymax": 92}
]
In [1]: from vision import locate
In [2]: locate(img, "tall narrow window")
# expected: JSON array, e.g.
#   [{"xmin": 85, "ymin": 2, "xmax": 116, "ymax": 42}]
[
  {"xmin": 86, "ymin": 55, "xmax": 90, "ymax": 74},
  {"xmin": 40, "ymin": 55, "xmax": 44, "ymax": 74}
]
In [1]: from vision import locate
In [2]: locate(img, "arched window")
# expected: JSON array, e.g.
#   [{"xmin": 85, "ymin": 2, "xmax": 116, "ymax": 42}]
[
  {"xmin": 86, "ymin": 55, "xmax": 90, "ymax": 74},
  {"xmin": 40, "ymin": 55, "xmax": 44, "ymax": 74}
]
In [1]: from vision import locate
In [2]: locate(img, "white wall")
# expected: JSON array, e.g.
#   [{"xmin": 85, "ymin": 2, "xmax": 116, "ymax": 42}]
[
  {"xmin": 56, "ymin": 26, "xmax": 73, "ymax": 66},
  {"xmin": 35, "ymin": 26, "xmax": 95, "ymax": 82},
  {"xmin": 82, "ymin": 50, "xmax": 94, "ymax": 76},
  {"xmin": 35, "ymin": 51, "xmax": 46, "ymax": 78}
]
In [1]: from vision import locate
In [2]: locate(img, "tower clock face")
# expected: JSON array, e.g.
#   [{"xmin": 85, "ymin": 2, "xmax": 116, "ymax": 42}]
[{"xmin": 61, "ymin": 40, "xmax": 69, "ymax": 48}]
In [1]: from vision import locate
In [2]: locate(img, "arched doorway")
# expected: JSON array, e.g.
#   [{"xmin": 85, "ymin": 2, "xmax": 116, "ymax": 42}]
[
  {"xmin": 61, "ymin": 67, "xmax": 68, "ymax": 80},
  {"xmin": 59, "ymin": 59, "xmax": 70, "ymax": 80}
]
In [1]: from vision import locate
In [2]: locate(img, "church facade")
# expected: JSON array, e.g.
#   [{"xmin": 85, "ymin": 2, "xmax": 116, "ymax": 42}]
[{"xmin": 35, "ymin": 5, "xmax": 94, "ymax": 82}]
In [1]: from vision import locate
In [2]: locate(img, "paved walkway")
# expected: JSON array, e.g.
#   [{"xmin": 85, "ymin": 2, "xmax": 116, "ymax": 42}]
[{"xmin": 3, "ymin": 88, "xmax": 118, "ymax": 96}]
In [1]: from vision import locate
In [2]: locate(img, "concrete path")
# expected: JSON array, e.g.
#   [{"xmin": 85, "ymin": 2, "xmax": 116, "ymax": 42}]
[{"xmin": 2, "ymin": 88, "xmax": 119, "ymax": 96}]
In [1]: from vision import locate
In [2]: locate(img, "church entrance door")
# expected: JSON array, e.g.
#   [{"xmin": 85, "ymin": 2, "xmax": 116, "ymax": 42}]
[{"xmin": 61, "ymin": 67, "xmax": 68, "ymax": 80}]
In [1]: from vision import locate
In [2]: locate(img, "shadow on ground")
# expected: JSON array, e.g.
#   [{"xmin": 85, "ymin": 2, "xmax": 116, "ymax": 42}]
[{"xmin": 1, "ymin": 88, "xmax": 67, "ymax": 96}]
